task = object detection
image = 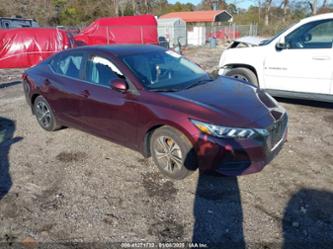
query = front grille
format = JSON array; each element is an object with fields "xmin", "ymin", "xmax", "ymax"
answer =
[{"xmin": 267, "ymin": 114, "xmax": 288, "ymax": 151}]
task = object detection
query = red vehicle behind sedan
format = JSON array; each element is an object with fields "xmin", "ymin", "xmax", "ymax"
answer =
[
  {"xmin": 22, "ymin": 45, "xmax": 287, "ymax": 179},
  {"xmin": 0, "ymin": 28, "xmax": 75, "ymax": 69}
]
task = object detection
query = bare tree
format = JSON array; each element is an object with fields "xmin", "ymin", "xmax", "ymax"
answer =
[
  {"xmin": 308, "ymin": 0, "xmax": 317, "ymax": 15},
  {"xmin": 132, "ymin": 0, "xmax": 137, "ymax": 14},
  {"xmin": 113, "ymin": 0, "xmax": 119, "ymax": 16},
  {"xmin": 321, "ymin": 0, "xmax": 328, "ymax": 8},
  {"xmin": 264, "ymin": 0, "xmax": 273, "ymax": 26},
  {"xmin": 280, "ymin": 0, "xmax": 289, "ymax": 23}
]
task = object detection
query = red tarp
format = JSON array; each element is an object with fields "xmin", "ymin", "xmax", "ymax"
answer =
[
  {"xmin": 0, "ymin": 28, "xmax": 73, "ymax": 69},
  {"xmin": 75, "ymin": 15, "xmax": 158, "ymax": 46}
]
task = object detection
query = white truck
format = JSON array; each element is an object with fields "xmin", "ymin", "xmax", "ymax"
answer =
[{"xmin": 218, "ymin": 13, "xmax": 333, "ymax": 102}]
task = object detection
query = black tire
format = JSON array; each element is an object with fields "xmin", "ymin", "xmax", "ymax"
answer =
[
  {"xmin": 225, "ymin": 67, "xmax": 258, "ymax": 86},
  {"xmin": 150, "ymin": 126, "xmax": 197, "ymax": 180},
  {"xmin": 22, "ymin": 79, "xmax": 30, "ymax": 103},
  {"xmin": 33, "ymin": 96, "xmax": 60, "ymax": 131}
]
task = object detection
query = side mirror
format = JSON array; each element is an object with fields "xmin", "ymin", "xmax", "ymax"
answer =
[
  {"xmin": 276, "ymin": 37, "xmax": 286, "ymax": 51},
  {"xmin": 110, "ymin": 79, "xmax": 128, "ymax": 93}
]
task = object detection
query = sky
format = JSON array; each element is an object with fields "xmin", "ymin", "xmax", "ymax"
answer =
[{"xmin": 168, "ymin": 0, "xmax": 254, "ymax": 9}]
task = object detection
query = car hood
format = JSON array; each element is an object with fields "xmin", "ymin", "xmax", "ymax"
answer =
[
  {"xmin": 164, "ymin": 77, "xmax": 276, "ymax": 128},
  {"xmin": 228, "ymin": 36, "xmax": 267, "ymax": 48}
]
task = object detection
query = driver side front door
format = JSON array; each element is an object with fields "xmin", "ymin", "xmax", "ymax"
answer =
[
  {"xmin": 264, "ymin": 19, "xmax": 333, "ymax": 95},
  {"xmin": 78, "ymin": 53, "xmax": 139, "ymax": 148}
]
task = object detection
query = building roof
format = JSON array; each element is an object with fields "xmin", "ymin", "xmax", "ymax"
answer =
[{"xmin": 160, "ymin": 10, "xmax": 232, "ymax": 23}]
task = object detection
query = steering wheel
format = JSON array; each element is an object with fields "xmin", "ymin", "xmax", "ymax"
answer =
[
  {"xmin": 159, "ymin": 69, "xmax": 173, "ymax": 80},
  {"xmin": 151, "ymin": 67, "xmax": 173, "ymax": 84}
]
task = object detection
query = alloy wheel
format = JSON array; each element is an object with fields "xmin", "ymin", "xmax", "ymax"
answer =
[
  {"xmin": 154, "ymin": 136, "xmax": 183, "ymax": 173},
  {"xmin": 35, "ymin": 101, "xmax": 51, "ymax": 129}
]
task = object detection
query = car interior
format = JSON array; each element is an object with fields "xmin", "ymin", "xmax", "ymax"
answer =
[
  {"xmin": 87, "ymin": 62, "xmax": 118, "ymax": 86},
  {"xmin": 285, "ymin": 20, "xmax": 333, "ymax": 49}
]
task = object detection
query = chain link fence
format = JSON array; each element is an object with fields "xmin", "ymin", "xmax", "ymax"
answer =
[
  {"xmin": 206, "ymin": 23, "xmax": 258, "ymax": 42},
  {"xmin": 56, "ymin": 22, "xmax": 258, "ymax": 48},
  {"xmin": 158, "ymin": 23, "xmax": 258, "ymax": 48}
]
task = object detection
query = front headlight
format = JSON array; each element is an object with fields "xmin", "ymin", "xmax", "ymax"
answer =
[{"xmin": 191, "ymin": 119, "xmax": 269, "ymax": 139}]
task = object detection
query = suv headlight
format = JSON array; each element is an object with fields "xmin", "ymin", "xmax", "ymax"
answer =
[{"xmin": 191, "ymin": 119, "xmax": 269, "ymax": 139}]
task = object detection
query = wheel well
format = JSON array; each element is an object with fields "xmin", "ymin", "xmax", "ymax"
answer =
[
  {"xmin": 31, "ymin": 94, "xmax": 40, "ymax": 105},
  {"xmin": 143, "ymin": 125, "xmax": 164, "ymax": 157},
  {"xmin": 30, "ymin": 94, "xmax": 40, "ymax": 113},
  {"xmin": 226, "ymin": 64, "xmax": 259, "ymax": 83}
]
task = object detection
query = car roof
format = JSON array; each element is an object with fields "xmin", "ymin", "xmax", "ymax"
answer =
[
  {"xmin": 300, "ymin": 13, "xmax": 333, "ymax": 24},
  {"xmin": 67, "ymin": 44, "xmax": 166, "ymax": 57}
]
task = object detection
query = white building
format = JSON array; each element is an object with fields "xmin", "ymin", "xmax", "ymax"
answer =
[
  {"xmin": 160, "ymin": 10, "xmax": 233, "ymax": 46},
  {"xmin": 157, "ymin": 18, "xmax": 187, "ymax": 48}
]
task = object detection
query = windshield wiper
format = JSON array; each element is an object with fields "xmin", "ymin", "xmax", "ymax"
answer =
[
  {"xmin": 148, "ymin": 88, "xmax": 180, "ymax": 92},
  {"xmin": 184, "ymin": 78, "xmax": 213, "ymax": 90}
]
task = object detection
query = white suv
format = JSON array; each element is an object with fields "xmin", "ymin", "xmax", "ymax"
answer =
[{"xmin": 218, "ymin": 13, "xmax": 333, "ymax": 102}]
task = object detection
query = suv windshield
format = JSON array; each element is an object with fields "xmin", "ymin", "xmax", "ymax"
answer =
[
  {"xmin": 122, "ymin": 50, "xmax": 209, "ymax": 91},
  {"xmin": 259, "ymin": 23, "xmax": 296, "ymax": 46}
]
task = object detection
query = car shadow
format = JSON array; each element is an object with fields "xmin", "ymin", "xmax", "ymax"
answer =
[
  {"xmin": 0, "ymin": 117, "xmax": 22, "ymax": 200},
  {"xmin": 283, "ymin": 188, "xmax": 333, "ymax": 249},
  {"xmin": 192, "ymin": 173, "xmax": 245, "ymax": 249},
  {"xmin": 189, "ymin": 135, "xmax": 246, "ymax": 249},
  {"xmin": 275, "ymin": 97, "xmax": 333, "ymax": 109}
]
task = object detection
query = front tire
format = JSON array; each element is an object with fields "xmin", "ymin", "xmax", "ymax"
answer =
[
  {"xmin": 150, "ymin": 126, "xmax": 197, "ymax": 180},
  {"xmin": 225, "ymin": 67, "xmax": 258, "ymax": 86},
  {"xmin": 33, "ymin": 96, "xmax": 60, "ymax": 131}
]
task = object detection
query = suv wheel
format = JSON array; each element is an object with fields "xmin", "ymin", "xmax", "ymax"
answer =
[{"xmin": 225, "ymin": 67, "xmax": 258, "ymax": 86}]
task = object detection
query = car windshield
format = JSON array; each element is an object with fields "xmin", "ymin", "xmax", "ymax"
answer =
[{"xmin": 122, "ymin": 50, "xmax": 209, "ymax": 91}]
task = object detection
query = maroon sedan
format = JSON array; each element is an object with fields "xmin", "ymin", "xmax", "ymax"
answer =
[{"xmin": 22, "ymin": 45, "xmax": 287, "ymax": 179}]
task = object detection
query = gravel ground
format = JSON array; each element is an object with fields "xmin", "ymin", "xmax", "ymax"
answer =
[{"xmin": 0, "ymin": 47, "xmax": 332, "ymax": 249}]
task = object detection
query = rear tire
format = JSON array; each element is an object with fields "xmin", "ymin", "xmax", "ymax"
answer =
[
  {"xmin": 33, "ymin": 96, "xmax": 60, "ymax": 131},
  {"xmin": 225, "ymin": 67, "xmax": 258, "ymax": 87},
  {"xmin": 150, "ymin": 126, "xmax": 197, "ymax": 180}
]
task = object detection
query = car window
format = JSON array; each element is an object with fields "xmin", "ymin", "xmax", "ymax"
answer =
[
  {"xmin": 85, "ymin": 55, "xmax": 124, "ymax": 87},
  {"xmin": 285, "ymin": 19, "xmax": 333, "ymax": 49},
  {"xmin": 50, "ymin": 53, "xmax": 83, "ymax": 79}
]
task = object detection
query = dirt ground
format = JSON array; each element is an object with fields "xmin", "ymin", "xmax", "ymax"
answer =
[{"xmin": 0, "ymin": 47, "xmax": 332, "ymax": 249}]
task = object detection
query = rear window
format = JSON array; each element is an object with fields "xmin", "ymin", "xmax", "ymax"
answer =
[{"xmin": 50, "ymin": 53, "xmax": 83, "ymax": 79}]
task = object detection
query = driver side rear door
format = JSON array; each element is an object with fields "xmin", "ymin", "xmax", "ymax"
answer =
[{"xmin": 264, "ymin": 19, "xmax": 333, "ymax": 95}]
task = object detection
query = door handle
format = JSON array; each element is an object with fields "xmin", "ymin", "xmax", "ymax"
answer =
[
  {"xmin": 312, "ymin": 56, "xmax": 331, "ymax": 60},
  {"xmin": 81, "ymin": 89, "xmax": 90, "ymax": 98}
]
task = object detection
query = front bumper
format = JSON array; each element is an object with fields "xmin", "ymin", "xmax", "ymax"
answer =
[{"xmin": 194, "ymin": 115, "xmax": 288, "ymax": 176}]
